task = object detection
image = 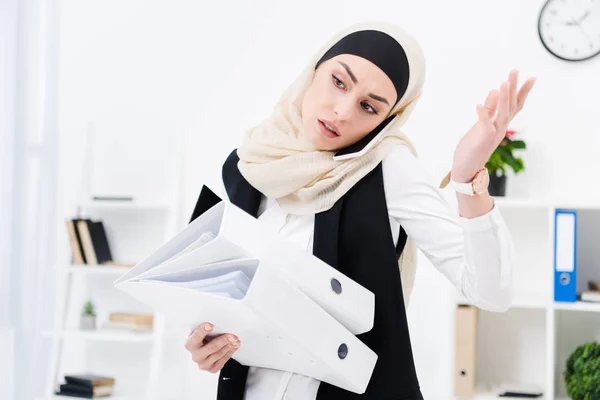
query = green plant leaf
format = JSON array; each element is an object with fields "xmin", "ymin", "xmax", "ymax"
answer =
[
  {"xmin": 564, "ymin": 341, "xmax": 600, "ymax": 399},
  {"xmin": 496, "ymin": 146, "xmax": 520, "ymax": 172},
  {"xmin": 510, "ymin": 140, "xmax": 526, "ymax": 149},
  {"xmin": 514, "ymin": 157, "xmax": 525, "ymax": 173},
  {"xmin": 83, "ymin": 301, "xmax": 95, "ymax": 317}
]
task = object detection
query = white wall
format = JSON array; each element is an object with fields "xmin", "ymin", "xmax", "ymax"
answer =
[{"xmin": 57, "ymin": 0, "xmax": 600, "ymax": 398}]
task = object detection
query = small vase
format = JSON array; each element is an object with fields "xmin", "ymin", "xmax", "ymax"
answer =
[
  {"xmin": 489, "ymin": 174, "xmax": 507, "ymax": 197},
  {"xmin": 80, "ymin": 315, "xmax": 96, "ymax": 330}
]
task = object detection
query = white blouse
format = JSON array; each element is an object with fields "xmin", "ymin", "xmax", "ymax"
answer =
[{"xmin": 240, "ymin": 144, "xmax": 515, "ymax": 400}]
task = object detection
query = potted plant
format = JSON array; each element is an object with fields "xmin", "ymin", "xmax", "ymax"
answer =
[
  {"xmin": 80, "ymin": 300, "xmax": 96, "ymax": 330},
  {"xmin": 564, "ymin": 341, "xmax": 600, "ymax": 400},
  {"xmin": 485, "ymin": 129, "xmax": 526, "ymax": 196}
]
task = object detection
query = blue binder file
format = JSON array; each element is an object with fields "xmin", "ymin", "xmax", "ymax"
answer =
[{"xmin": 554, "ymin": 209, "xmax": 577, "ymax": 302}]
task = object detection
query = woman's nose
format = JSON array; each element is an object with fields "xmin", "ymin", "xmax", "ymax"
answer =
[{"xmin": 333, "ymin": 97, "xmax": 355, "ymax": 121}]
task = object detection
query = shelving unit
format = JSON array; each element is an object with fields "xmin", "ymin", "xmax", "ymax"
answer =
[
  {"xmin": 43, "ymin": 197, "xmax": 182, "ymax": 400},
  {"xmin": 454, "ymin": 197, "xmax": 600, "ymax": 400}
]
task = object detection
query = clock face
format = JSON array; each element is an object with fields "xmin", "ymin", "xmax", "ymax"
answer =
[{"xmin": 538, "ymin": 0, "xmax": 600, "ymax": 61}]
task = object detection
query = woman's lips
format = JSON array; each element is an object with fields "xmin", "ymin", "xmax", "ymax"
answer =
[{"xmin": 318, "ymin": 119, "xmax": 339, "ymax": 138}]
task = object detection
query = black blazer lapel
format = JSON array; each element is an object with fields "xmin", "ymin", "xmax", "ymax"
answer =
[
  {"xmin": 189, "ymin": 185, "xmax": 222, "ymax": 223},
  {"xmin": 312, "ymin": 198, "xmax": 343, "ymax": 271},
  {"xmin": 222, "ymin": 149, "xmax": 262, "ymax": 217}
]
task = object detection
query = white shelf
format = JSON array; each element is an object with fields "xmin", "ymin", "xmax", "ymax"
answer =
[
  {"xmin": 43, "ymin": 329, "xmax": 154, "ymax": 343},
  {"xmin": 82, "ymin": 200, "xmax": 170, "ymax": 210},
  {"xmin": 492, "ymin": 196, "xmax": 600, "ymax": 211},
  {"xmin": 493, "ymin": 197, "xmax": 551, "ymax": 209},
  {"xmin": 459, "ymin": 383, "xmax": 546, "ymax": 399},
  {"xmin": 69, "ymin": 265, "xmax": 133, "ymax": 275},
  {"xmin": 553, "ymin": 301, "xmax": 600, "ymax": 313},
  {"xmin": 38, "ymin": 394, "xmax": 135, "ymax": 400},
  {"xmin": 457, "ymin": 292, "xmax": 548, "ymax": 310}
]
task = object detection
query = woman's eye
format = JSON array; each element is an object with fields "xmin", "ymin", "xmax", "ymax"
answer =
[
  {"xmin": 361, "ymin": 102, "xmax": 377, "ymax": 114},
  {"xmin": 332, "ymin": 75, "xmax": 345, "ymax": 89}
]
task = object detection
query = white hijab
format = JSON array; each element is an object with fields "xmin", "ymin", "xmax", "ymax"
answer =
[{"xmin": 237, "ymin": 21, "xmax": 426, "ymax": 304}]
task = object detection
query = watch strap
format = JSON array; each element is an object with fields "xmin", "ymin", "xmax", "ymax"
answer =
[{"xmin": 451, "ymin": 178, "xmax": 475, "ymax": 195}]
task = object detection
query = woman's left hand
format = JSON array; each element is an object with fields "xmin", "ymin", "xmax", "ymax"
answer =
[{"xmin": 451, "ymin": 70, "xmax": 536, "ymax": 183}]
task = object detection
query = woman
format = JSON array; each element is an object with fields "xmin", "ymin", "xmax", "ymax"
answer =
[{"xmin": 184, "ymin": 21, "xmax": 535, "ymax": 400}]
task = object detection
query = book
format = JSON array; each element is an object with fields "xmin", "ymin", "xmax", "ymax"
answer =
[
  {"xmin": 580, "ymin": 290, "xmax": 600, "ymax": 302},
  {"xmin": 65, "ymin": 219, "xmax": 86, "ymax": 264},
  {"xmin": 56, "ymin": 382, "xmax": 113, "ymax": 398},
  {"xmin": 63, "ymin": 374, "xmax": 115, "ymax": 388},
  {"xmin": 114, "ymin": 190, "xmax": 378, "ymax": 394},
  {"xmin": 66, "ymin": 218, "xmax": 114, "ymax": 266},
  {"xmin": 76, "ymin": 220, "xmax": 113, "ymax": 265},
  {"xmin": 102, "ymin": 312, "xmax": 154, "ymax": 331}
]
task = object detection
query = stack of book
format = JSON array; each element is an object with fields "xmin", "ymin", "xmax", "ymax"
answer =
[
  {"xmin": 65, "ymin": 218, "xmax": 113, "ymax": 265},
  {"xmin": 580, "ymin": 280, "xmax": 600, "ymax": 303},
  {"xmin": 55, "ymin": 374, "xmax": 115, "ymax": 398},
  {"xmin": 102, "ymin": 312, "xmax": 154, "ymax": 331}
]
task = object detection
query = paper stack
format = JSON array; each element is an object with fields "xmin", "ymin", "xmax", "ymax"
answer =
[{"xmin": 114, "ymin": 188, "xmax": 377, "ymax": 394}]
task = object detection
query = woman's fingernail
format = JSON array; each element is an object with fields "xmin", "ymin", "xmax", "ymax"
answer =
[
  {"xmin": 204, "ymin": 323, "xmax": 213, "ymax": 331},
  {"xmin": 228, "ymin": 335, "xmax": 236, "ymax": 342},
  {"xmin": 232, "ymin": 341, "xmax": 240, "ymax": 348}
]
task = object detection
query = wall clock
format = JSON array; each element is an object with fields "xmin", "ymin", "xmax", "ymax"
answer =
[{"xmin": 538, "ymin": 0, "xmax": 600, "ymax": 61}]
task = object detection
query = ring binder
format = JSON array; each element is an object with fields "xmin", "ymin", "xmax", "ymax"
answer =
[
  {"xmin": 553, "ymin": 209, "xmax": 577, "ymax": 302},
  {"xmin": 114, "ymin": 193, "xmax": 378, "ymax": 394}
]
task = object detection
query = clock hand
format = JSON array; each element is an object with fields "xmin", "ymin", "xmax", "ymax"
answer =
[
  {"xmin": 577, "ymin": 9, "xmax": 591, "ymax": 23},
  {"xmin": 564, "ymin": 19, "xmax": 577, "ymax": 26},
  {"xmin": 576, "ymin": 24, "xmax": 594, "ymax": 46}
]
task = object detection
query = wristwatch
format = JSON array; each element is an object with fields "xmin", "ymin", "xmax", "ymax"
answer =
[{"xmin": 450, "ymin": 167, "xmax": 490, "ymax": 196}]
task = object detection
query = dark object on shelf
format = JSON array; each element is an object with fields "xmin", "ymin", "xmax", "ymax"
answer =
[
  {"xmin": 489, "ymin": 174, "xmax": 506, "ymax": 197},
  {"xmin": 92, "ymin": 195, "xmax": 134, "ymax": 202},
  {"xmin": 564, "ymin": 341, "xmax": 600, "ymax": 400},
  {"xmin": 589, "ymin": 281, "xmax": 600, "ymax": 291},
  {"xmin": 65, "ymin": 374, "xmax": 114, "ymax": 388},
  {"xmin": 55, "ymin": 374, "xmax": 114, "ymax": 398},
  {"xmin": 499, "ymin": 391, "xmax": 543, "ymax": 398},
  {"xmin": 66, "ymin": 218, "xmax": 113, "ymax": 265}
]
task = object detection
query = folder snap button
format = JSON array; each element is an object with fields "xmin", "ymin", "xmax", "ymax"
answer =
[
  {"xmin": 560, "ymin": 273, "xmax": 570, "ymax": 285},
  {"xmin": 330, "ymin": 278, "xmax": 342, "ymax": 294},
  {"xmin": 338, "ymin": 343, "xmax": 348, "ymax": 359}
]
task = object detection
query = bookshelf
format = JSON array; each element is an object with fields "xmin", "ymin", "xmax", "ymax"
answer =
[
  {"xmin": 44, "ymin": 196, "xmax": 182, "ymax": 400},
  {"xmin": 453, "ymin": 197, "xmax": 600, "ymax": 400}
]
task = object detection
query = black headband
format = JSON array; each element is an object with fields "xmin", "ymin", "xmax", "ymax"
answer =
[{"xmin": 315, "ymin": 30, "xmax": 410, "ymax": 107}]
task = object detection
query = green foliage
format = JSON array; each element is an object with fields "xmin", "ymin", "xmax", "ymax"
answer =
[
  {"xmin": 485, "ymin": 137, "xmax": 526, "ymax": 177},
  {"xmin": 564, "ymin": 341, "xmax": 600, "ymax": 400},
  {"xmin": 82, "ymin": 300, "xmax": 95, "ymax": 317}
]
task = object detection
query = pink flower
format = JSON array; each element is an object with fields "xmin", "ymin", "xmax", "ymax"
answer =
[{"xmin": 505, "ymin": 129, "xmax": 516, "ymax": 138}]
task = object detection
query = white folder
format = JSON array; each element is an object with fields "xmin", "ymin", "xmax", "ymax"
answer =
[{"xmin": 114, "ymin": 199, "xmax": 378, "ymax": 394}]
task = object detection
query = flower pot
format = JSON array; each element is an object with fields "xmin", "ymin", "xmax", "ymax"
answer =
[
  {"xmin": 80, "ymin": 315, "xmax": 96, "ymax": 330},
  {"xmin": 489, "ymin": 174, "xmax": 506, "ymax": 197}
]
